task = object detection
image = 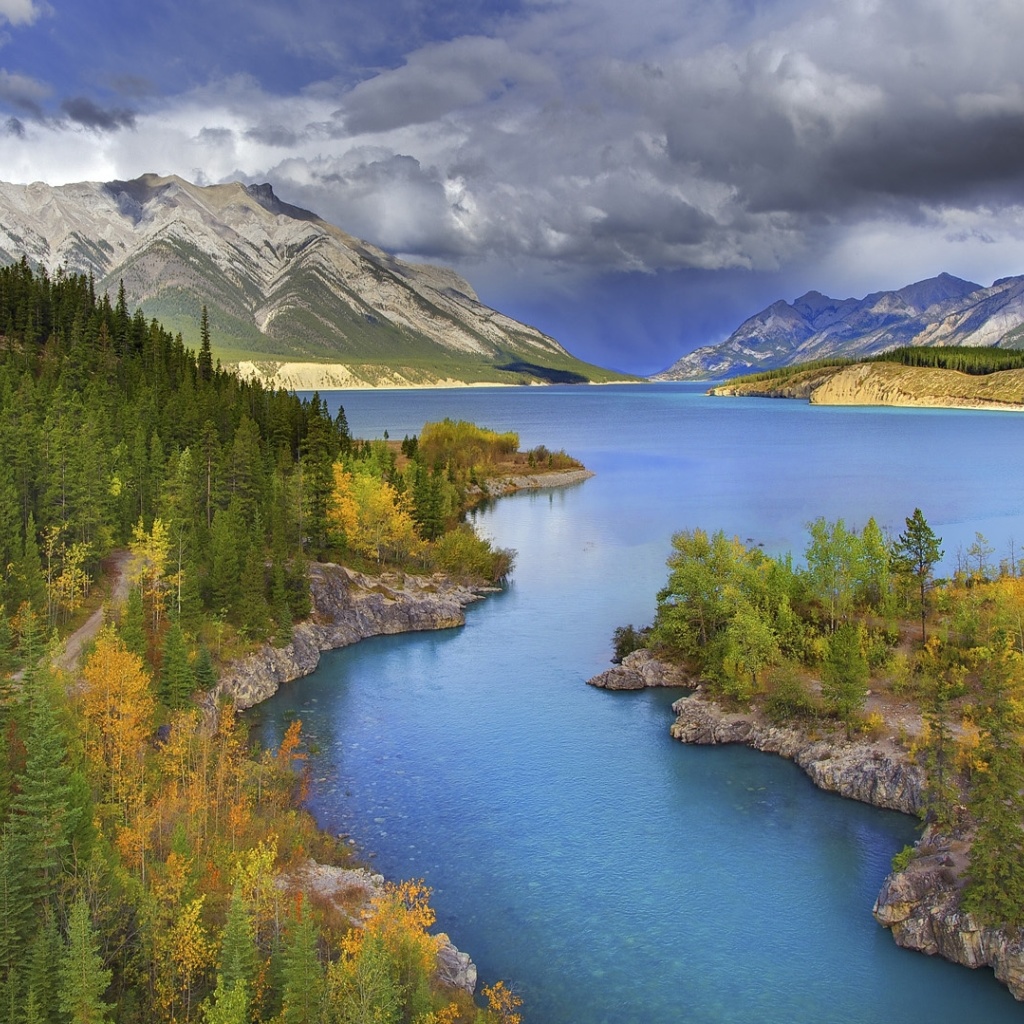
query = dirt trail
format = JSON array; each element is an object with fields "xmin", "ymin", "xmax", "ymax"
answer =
[{"xmin": 53, "ymin": 550, "xmax": 132, "ymax": 675}]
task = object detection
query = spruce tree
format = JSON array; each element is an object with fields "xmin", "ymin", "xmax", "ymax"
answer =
[
  {"xmin": 278, "ymin": 907, "xmax": 323, "ymax": 1024},
  {"xmin": 118, "ymin": 588, "xmax": 148, "ymax": 663},
  {"xmin": 57, "ymin": 895, "xmax": 112, "ymax": 1024},
  {"xmin": 218, "ymin": 885, "xmax": 257, "ymax": 996},
  {"xmin": 892, "ymin": 508, "xmax": 943, "ymax": 642},
  {"xmin": 238, "ymin": 545, "xmax": 270, "ymax": 641},
  {"xmin": 821, "ymin": 622, "xmax": 868, "ymax": 733},
  {"xmin": 160, "ymin": 621, "xmax": 195, "ymax": 709},
  {"xmin": 198, "ymin": 306, "xmax": 213, "ymax": 383}
]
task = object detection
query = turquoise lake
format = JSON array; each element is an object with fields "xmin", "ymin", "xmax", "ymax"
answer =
[{"xmin": 253, "ymin": 384, "xmax": 1024, "ymax": 1022}]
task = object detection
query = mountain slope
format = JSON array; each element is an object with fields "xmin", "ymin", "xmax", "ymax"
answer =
[
  {"xmin": 654, "ymin": 272, "xmax": 1024, "ymax": 381},
  {"xmin": 0, "ymin": 173, "xmax": 621, "ymax": 385}
]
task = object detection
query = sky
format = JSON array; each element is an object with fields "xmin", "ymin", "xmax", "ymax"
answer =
[{"xmin": 2, "ymin": 0, "xmax": 1024, "ymax": 374}]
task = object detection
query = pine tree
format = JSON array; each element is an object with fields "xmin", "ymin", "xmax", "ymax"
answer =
[
  {"xmin": 218, "ymin": 885, "xmax": 258, "ymax": 997},
  {"xmin": 0, "ymin": 826, "xmax": 28, "ymax": 986},
  {"xmin": 10, "ymin": 662, "xmax": 83, "ymax": 913},
  {"xmin": 963, "ymin": 648, "xmax": 1024, "ymax": 926},
  {"xmin": 160, "ymin": 621, "xmax": 195, "ymax": 710},
  {"xmin": 892, "ymin": 508, "xmax": 944, "ymax": 642},
  {"xmin": 24, "ymin": 910, "xmax": 60, "ymax": 1024},
  {"xmin": 198, "ymin": 306, "xmax": 213, "ymax": 383},
  {"xmin": 118, "ymin": 588, "xmax": 148, "ymax": 663},
  {"xmin": 57, "ymin": 895, "xmax": 112, "ymax": 1024},
  {"xmin": 278, "ymin": 904, "xmax": 323, "ymax": 1024},
  {"xmin": 193, "ymin": 644, "xmax": 218, "ymax": 693},
  {"xmin": 238, "ymin": 544, "xmax": 270, "ymax": 641}
]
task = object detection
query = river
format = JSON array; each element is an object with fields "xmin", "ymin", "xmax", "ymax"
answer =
[{"xmin": 253, "ymin": 384, "xmax": 1024, "ymax": 1023}]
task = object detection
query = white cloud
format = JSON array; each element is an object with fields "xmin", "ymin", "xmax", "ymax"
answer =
[
  {"xmin": 0, "ymin": 0, "xmax": 44, "ymax": 27},
  {"xmin": 6, "ymin": 0, "xmax": 1024, "ymax": 301}
]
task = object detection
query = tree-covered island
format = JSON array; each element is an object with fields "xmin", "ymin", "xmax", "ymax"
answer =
[
  {"xmin": 0, "ymin": 258, "xmax": 559, "ymax": 1023},
  {"xmin": 606, "ymin": 509, "xmax": 1024, "ymax": 981}
]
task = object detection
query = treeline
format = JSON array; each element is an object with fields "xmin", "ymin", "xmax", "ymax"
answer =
[
  {"xmin": 0, "ymin": 261, "xmax": 518, "ymax": 683},
  {"xmin": 722, "ymin": 344, "xmax": 1024, "ymax": 387},
  {"xmin": 867, "ymin": 345, "xmax": 1024, "ymax": 375},
  {"xmin": 0, "ymin": 259, "xmax": 530, "ymax": 1022},
  {"xmin": 628, "ymin": 512, "xmax": 1024, "ymax": 929}
]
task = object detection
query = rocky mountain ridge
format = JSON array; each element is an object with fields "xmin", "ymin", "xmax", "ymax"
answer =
[
  {"xmin": 656, "ymin": 271, "xmax": 1024, "ymax": 380},
  {"xmin": 0, "ymin": 173, "xmax": 614, "ymax": 385}
]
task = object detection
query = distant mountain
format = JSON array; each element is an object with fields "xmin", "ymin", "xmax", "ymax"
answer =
[
  {"xmin": 654, "ymin": 272, "xmax": 1024, "ymax": 381},
  {"xmin": 0, "ymin": 173, "xmax": 621, "ymax": 386}
]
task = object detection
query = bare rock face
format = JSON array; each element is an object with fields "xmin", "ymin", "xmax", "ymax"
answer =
[
  {"xmin": 282, "ymin": 860, "xmax": 477, "ymax": 994},
  {"xmin": 435, "ymin": 937, "xmax": 478, "ymax": 993},
  {"xmin": 587, "ymin": 649, "xmax": 695, "ymax": 690},
  {"xmin": 668, "ymin": 691, "xmax": 925, "ymax": 815},
  {"xmin": 218, "ymin": 563, "xmax": 486, "ymax": 709},
  {"xmin": 873, "ymin": 831, "xmax": 1024, "ymax": 999}
]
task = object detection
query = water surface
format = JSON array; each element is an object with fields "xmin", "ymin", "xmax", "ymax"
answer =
[{"xmin": 255, "ymin": 385, "xmax": 1024, "ymax": 1022}]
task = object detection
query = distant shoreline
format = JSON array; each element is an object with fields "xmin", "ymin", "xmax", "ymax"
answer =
[
  {"xmin": 707, "ymin": 362, "xmax": 1024, "ymax": 411},
  {"xmin": 229, "ymin": 359, "xmax": 640, "ymax": 392}
]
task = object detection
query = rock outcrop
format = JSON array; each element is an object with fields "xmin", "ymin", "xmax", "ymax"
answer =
[
  {"xmin": 281, "ymin": 859, "xmax": 478, "ymax": 994},
  {"xmin": 873, "ymin": 829, "xmax": 1024, "ymax": 999},
  {"xmin": 217, "ymin": 563, "xmax": 487, "ymax": 709},
  {"xmin": 668, "ymin": 690, "xmax": 925, "ymax": 815},
  {"xmin": 587, "ymin": 649, "xmax": 694, "ymax": 690}
]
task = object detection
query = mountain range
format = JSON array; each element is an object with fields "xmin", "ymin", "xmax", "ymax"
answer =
[
  {"xmin": 655, "ymin": 272, "xmax": 1024, "ymax": 380},
  {"xmin": 0, "ymin": 173, "xmax": 620, "ymax": 387}
]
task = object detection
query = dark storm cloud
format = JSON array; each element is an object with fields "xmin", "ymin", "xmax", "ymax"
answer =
[
  {"xmin": 244, "ymin": 123, "xmax": 301, "ymax": 148},
  {"xmin": 61, "ymin": 95, "xmax": 136, "ymax": 130},
  {"xmin": 0, "ymin": 67, "xmax": 48, "ymax": 117},
  {"xmin": 11, "ymin": 0, "xmax": 1024, "ymax": 370},
  {"xmin": 339, "ymin": 36, "xmax": 554, "ymax": 134},
  {"xmin": 4, "ymin": 115, "xmax": 23, "ymax": 136}
]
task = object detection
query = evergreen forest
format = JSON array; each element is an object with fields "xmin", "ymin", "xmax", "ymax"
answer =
[{"xmin": 0, "ymin": 258, "xmax": 527, "ymax": 1024}]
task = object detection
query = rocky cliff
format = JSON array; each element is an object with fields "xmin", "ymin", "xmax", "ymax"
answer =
[
  {"xmin": 666, "ymin": 688, "xmax": 925, "ymax": 815},
  {"xmin": 873, "ymin": 828, "xmax": 1024, "ymax": 1000},
  {"xmin": 217, "ymin": 562, "xmax": 487, "ymax": 709},
  {"xmin": 586, "ymin": 648, "xmax": 695, "ymax": 690}
]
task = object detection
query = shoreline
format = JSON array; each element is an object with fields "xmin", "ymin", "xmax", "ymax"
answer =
[
  {"xmin": 588, "ymin": 649, "xmax": 1024, "ymax": 1001},
  {"xmin": 707, "ymin": 362, "xmax": 1024, "ymax": 412},
  {"xmin": 229, "ymin": 359, "xmax": 639, "ymax": 392}
]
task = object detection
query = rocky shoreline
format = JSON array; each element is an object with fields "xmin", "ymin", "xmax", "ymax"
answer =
[
  {"xmin": 217, "ymin": 562, "xmax": 490, "ymax": 709},
  {"xmin": 215, "ymin": 562, "xmax": 489, "ymax": 992},
  {"xmin": 588, "ymin": 651, "xmax": 1024, "ymax": 1001}
]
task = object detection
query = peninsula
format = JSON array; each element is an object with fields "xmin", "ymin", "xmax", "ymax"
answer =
[
  {"xmin": 709, "ymin": 360, "xmax": 1024, "ymax": 410},
  {"xmin": 590, "ymin": 515, "xmax": 1024, "ymax": 1001}
]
